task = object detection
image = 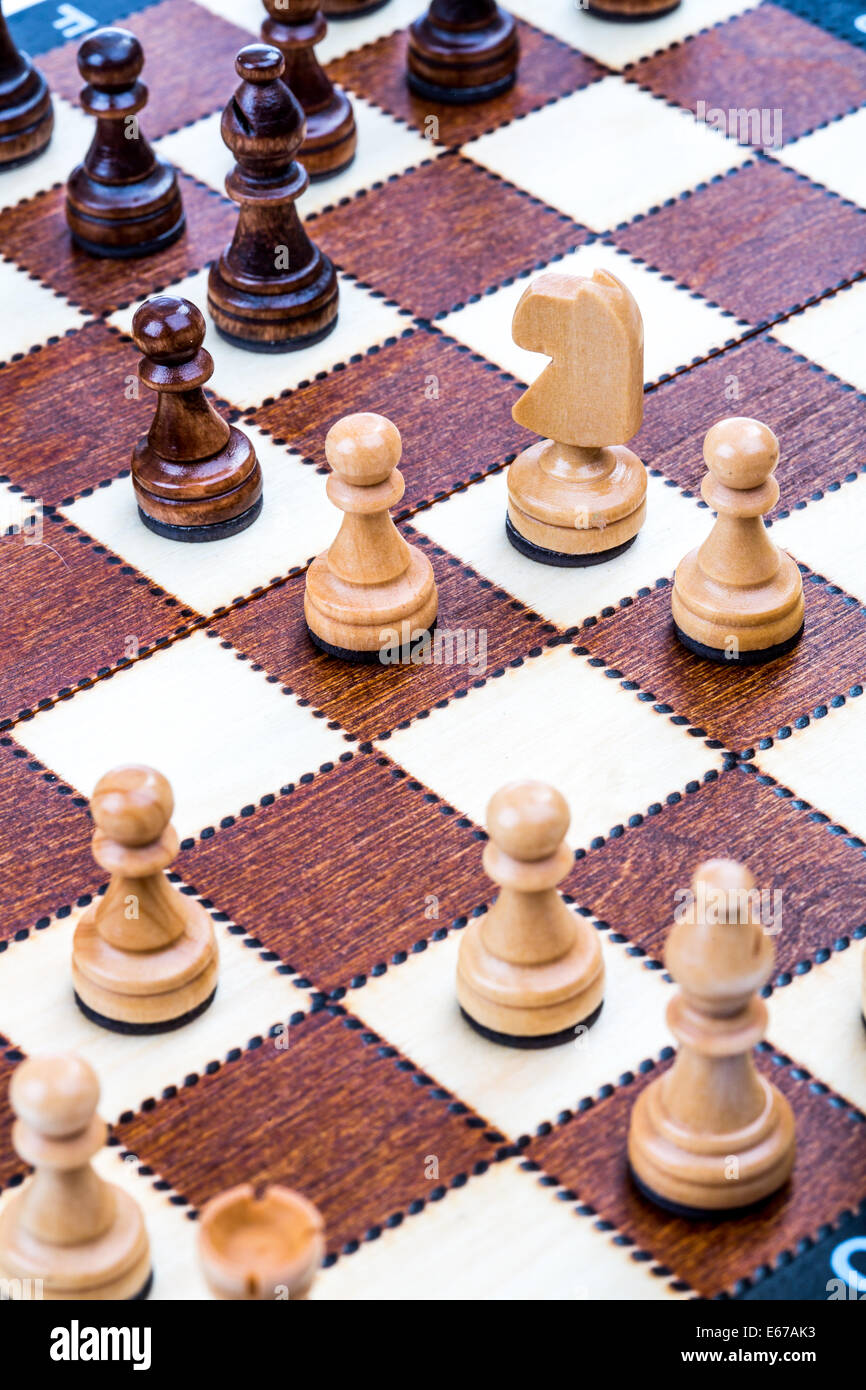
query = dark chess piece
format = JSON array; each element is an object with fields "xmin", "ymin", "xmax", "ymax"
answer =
[
  {"xmin": 207, "ymin": 45, "xmax": 339, "ymax": 353},
  {"xmin": 261, "ymin": 0, "xmax": 356, "ymax": 179},
  {"xmin": 65, "ymin": 28, "xmax": 185, "ymax": 259},
  {"xmin": 0, "ymin": 0, "xmax": 53, "ymax": 169},
  {"xmin": 323, "ymin": 1, "xmax": 391, "ymax": 14},
  {"xmin": 131, "ymin": 296, "xmax": 263, "ymax": 541},
  {"xmin": 407, "ymin": 1, "xmax": 519, "ymax": 105},
  {"xmin": 588, "ymin": 0, "xmax": 681, "ymax": 19}
]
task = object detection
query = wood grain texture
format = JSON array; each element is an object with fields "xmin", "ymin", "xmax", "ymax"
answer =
[
  {"xmin": 0, "ymin": 177, "xmax": 235, "ymax": 317},
  {"xmin": 40, "ymin": 0, "xmax": 256, "ymax": 140},
  {"xmin": 633, "ymin": 334, "xmax": 866, "ymax": 518},
  {"xmin": 180, "ymin": 753, "xmax": 490, "ymax": 989},
  {"xmin": 577, "ymin": 575, "xmax": 866, "ymax": 751},
  {"xmin": 213, "ymin": 526, "xmax": 560, "ymax": 742},
  {"xmin": 531, "ymin": 1050, "xmax": 866, "ymax": 1297},
  {"xmin": 0, "ymin": 516, "xmax": 200, "ymax": 724},
  {"xmin": 613, "ymin": 161, "xmax": 866, "ymax": 325},
  {"xmin": 0, "ymin": 322, "xmax": 151, "ymax": 506},
  {"xmin": 312, "ymin": 154, "xmax": 588, "ymax": 320},
  {"xmin": 562, "ymin": 766, "xmax": 866, "ymax": 975},
  {"xmin": 0, "ymin": 737, "xmax": 96, "ymax": 943},
  {"xmin": 326, "ymin": 21, "xmax": 604, "ymax": 148},
  {"xmin": 116, "ymin": 1006, "xmax": 502, "ymax": 1253},
  {"xmin": 250, "ymin": 328, "xmax": 533, "ymax": 513},
  {"xmin": 629, "ymin": 3, "xmax": 866, "ymax": 146}
]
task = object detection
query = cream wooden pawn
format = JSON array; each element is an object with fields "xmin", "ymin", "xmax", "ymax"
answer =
[
  {"xmin": 506, "ymin": 269, "xmax": 647, "ymax": 565},
  {"xmin": 457, "ymin": 781, "xmax": 605, "ymax": 1047},
  {"xmin": 304, "ymin": 412, "xmax": 438, "ymax": 662},
  {"xmin": 72, "ymin": 766, "xmax": 218, "ymax": 1033},
  {"xmin": 672, "ymin": 417, "xmax": 805, "ymax": 663},
  {"xmin": 0, "ymin": 1055, "xmax": 151, "ymax": 1300},
  {"xmin": 628, "ymin": 859, "xmax": 796, "ymax": 1216},
  {"xmin": 198, "ymin": 1183, "xmax": 325, "ymax": 1299}
]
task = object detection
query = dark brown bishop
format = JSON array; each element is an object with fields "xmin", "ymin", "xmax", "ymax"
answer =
[
  {"xmin": 261, "ymin": 0, "xmax": 356, "ymax": 179},
  {"xmin": 131, "ymin": 296, "xmax": 263, "ymax": 541},
  {"xmin": 208, "ymin": 44, "xmax": 339, "ymax": 352},
  {"xmin": 66, "ymin": 27, "xmax": 185, "ymax": 258},
  {"xmin": 0, "ymin": 0, "xmax": 53, "ymax": 169},
  {"xmin": 407, "ymin": 1, "xmax": 519, "ymax": 105}
]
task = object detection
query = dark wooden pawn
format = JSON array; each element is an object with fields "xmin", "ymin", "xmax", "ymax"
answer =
[
  {"xmin": 207, "ymin": 45, "xmax": 339, "ymax": 353},
  {"xmin": 261, "ymin": 0, "xmax": 356, "ymax": 180},
  {"xmin": 407, "ymin": 1, "xmax": 519, "ymax": 105},
  {"xmin": 66, "ymin": 28, "xmax": 185, "ymax": 259},
  {"xmin": 0, "ymin": 0, "xmax": 53, "ymax": 169},
  {"xmin": 131, "ymin": 296, "xmax": 263, "ymax": 541},
  {"xmin": 323, "ymin": 0, "xmax": 391, "ymax": 15},
  {"xmin": 587, "ymin": 0, "xmax": 681, "ymax": 19}
]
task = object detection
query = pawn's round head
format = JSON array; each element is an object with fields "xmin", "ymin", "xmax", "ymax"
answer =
[
  {"xmin": 703, "ymin": 417, "xmax": 779, "ymax": 491},
  {"xmin": 91, "ymin": 765, "xmax": 174, "ymax": 847},
  {"xmin": 11, "ymin": 1055, "xmax": 99, "ymax": 1138},
  {"xmin": 235, "ymin": 43, "xmax": 285, "ymax": 84},
  {"xmin": 78, "ymin": 27, "xmax": 143, "ymax": 86},
  {"xmin": 325, "ymin": 413, "xmax": 402, "ymax": 486},
  {"xmin": 487, "ymin": 781, "xmax": 569, "ymax": 862},
  {"xmin": 692, "ymin": 858, "xmax": 756, "ymax": 924},
  {"xmin": 133, "ymin": 296, "xmax": 205, "ymax": 365}
]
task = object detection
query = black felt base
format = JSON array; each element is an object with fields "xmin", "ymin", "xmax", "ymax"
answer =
[
  {"xmin": 407, "ymin": 71, "xmax": 517, "ymax": 105},
  {"xmin": 138, "ymin": 495, "xmax": 262, "ymax": 543},
  {"xmin": 505, "ymin": 515, "xmax": 637, "ymax": 567},
  {"xmin": 629, "ymin": 1165, "xmax": 780, "ymax": 1220},
  {"xmin": 212, "ymin": 316, "xmax": 338, "ymax": 354},
  {"xmin": 70, "ymin": 213, "xmax": 186, "ymax": 261},
  {"xmin": 460, "ymin": 999, "xmax": 604, "ymax": 1050},
  {"xmin": 132, "ymin": 1270, "xmax": 154, "ymax": 1300},
  {"xmin": 587, "ymin": 1, "xmax": 682, "ymax": 20},
  {"xmin": 673, "ymin": 620, "xmax": 805, "ymax": 666},
  {"xmin": 74, "ymin": 988, "xmax": 217, "ymax": 1035},
  {"xmin": 307, "ymin": 620, "xmax": 438, "ymax": 665}
]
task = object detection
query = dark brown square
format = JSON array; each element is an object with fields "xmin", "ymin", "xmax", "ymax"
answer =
[
  {"xmin": 313, "ymin": 154, "xmax": 588, "ymax": 319},
  {"xmin": 634, "ymin": 335, "xmax": 866, "ymax": 517},
  {"xmin": 249, "ymin": 328, "xmax": 533, "ymax": 512},
  {"xmin": 629, "ymin": 4, "xmax": 866, "ymax": 145},
  {"xmin": 116, "ymin": 1007, "xmax": 502, "ymax": 1253},
  {"xmin": 0, "ymin": 322, "xmax": 152, "ymax": 507},
  {"xmin": 563, "ymin": 767, "xmax": 866, "ymax": 976},
  {"xmin": 531, "ymin": 1052, "xmax": 866, "ymax": 1297},
  {"xmin": 613, "ymin": 161, "xmax": 866, "ymax": 325},
  {"xmin": 327, "ymin": 21, "xmax": 605, "ymax": 149},
  {"xmin": 41, "ymin": 0, "xmax": 255, "ymax": 139},
  {"xmin": 0, "ymin": 177, "xmax": 235, "ymax": 318},
  {"xmin": 0, "ymin": 737, "xmax": 98, "ymax": 945},
  {"xmin": 0, "ymin": 515, "xmax": 200, "ymax": 725},
  {"xmin": 578, "ymin": 575, "xmax": 866, "ymax": 752},
  {"xmin": 212, "ymin": 528, "xmax": 560, "ymax": 742},
  {"xmin": 179, "ymin": 753, "xmax": 490, "ymax": 990}
]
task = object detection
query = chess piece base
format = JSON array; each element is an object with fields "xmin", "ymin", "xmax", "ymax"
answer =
[
  {"xmin": 407, "ymin": 8, "xmax": 519, "ymax": 105},
  {"xmin": 137, "ymin": 495, "xmax": 263, "ymax": 543},
  {"xmin": 207, "ymin": 255, "xmax": 339, "ymax": 353},
  {"xmin": 628, "ymin": 1073, "xmax": 796, "ymax": 1215},
  {"xmin": 304, "ymin": 545, "xmax": 438, "ymax": 660},
  {"xmin": 506, "ymin": 440, "xmax": 647, "ymax": 564},
  {"xmin": 673, "ymin": 619, "xmax": 804, "ymax": 666},
  {"xmin": 671, "ymin": 546, "xmax": 805, "ymax": 659},
  {"xmin": 66, "ymin": 160, "xmax": 185, "ymax": 259},
  {"xmin": 307, "ymin": 619, "xmax": 438, "ymax": 666},
  {"xmin": 132, "ymin": 425, "xmax": 263, "ymax": 539},
  {"xmin": 505, "ymin": 515, "xmax": 638, "ymax": 567},
  {"xmin": 0, "ymin": 1185, "xmax": 151, "ymax": 1300},
  {"xmin": 460, "ymin": 999, "xmax": 603, "ymax": 1050},
  {"xmin": 301, "ymin": 92, "xmax": 357, "ymax": 180},
  {"xmin": 0, "ymin": 61, "xmax": 53, "ymax": 169},
  {"xmin": 72, "ymin": 896, "xmax": 219, "ymax": 1033},
  {"xmin": 199, "ymin": 1184, "xmax": 325, "ymax": 1300},
  {"xmin": 587, "ymin": 0, "xmax": 682, "ymax": 19},
  {"xmin": 74, "ymin": 988, "xmax": 217, "ymax": 1035},
  {"xmin": 324, "ymin": 0, "xmax": 390, "ymax": 14}
]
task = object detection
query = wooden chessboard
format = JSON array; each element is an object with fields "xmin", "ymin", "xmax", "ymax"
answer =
[{"xmin": 0, "ymin": 0, "xmax": 864, "ymax": 1302}]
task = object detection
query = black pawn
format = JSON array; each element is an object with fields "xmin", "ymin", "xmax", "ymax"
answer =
[
  {"xmin": 0, "ymin": 0, "xmax": 53, "ymax": 169},
  {"xmin": 207, "ymin": 44, "xmax": 339, "ymax": 353},
  {"xmin": 66, "ymin": 28, "xmax": 185, "ymax": 259}
]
